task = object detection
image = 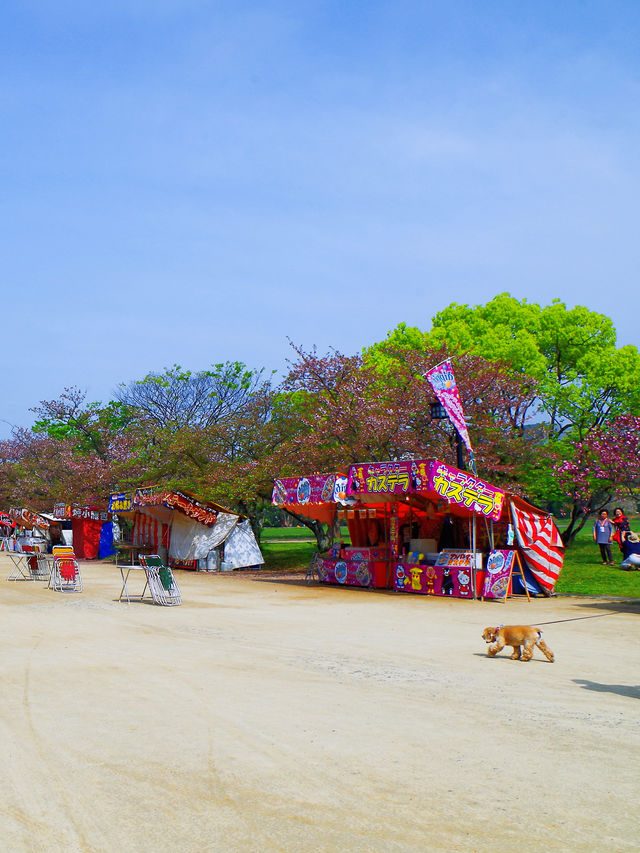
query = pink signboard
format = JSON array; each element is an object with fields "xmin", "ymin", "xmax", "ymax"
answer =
[
  {"xmin": 481, "ymin": 550, "xmax": 516, "ymax": 599},
  {"xmin": 428, "ymin": 462, "xmax": 505, "ymax": 521},
  {"xmin": 272, "ymin": 474, "xmax": 346, "ymax": 506},
  {"xmin": 394, "ymin": 561, "xmax": 474, "ymax": 598},
  {"xmin": 317, "ymin": 557, "xmax": 374, "ymax": 588},
  {"xmin": 347, "ymin": 460, "xmax": 430, "ymax": 496}
]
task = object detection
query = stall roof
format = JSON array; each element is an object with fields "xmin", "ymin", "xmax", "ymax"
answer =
[{"xmin": 109, "ymin": 486, "xmax": 243, "ymax": 525}]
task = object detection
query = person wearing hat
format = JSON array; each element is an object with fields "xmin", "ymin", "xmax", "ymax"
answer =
[{"xmin": 621, "ymin": 531, "xmax": 640, "ymax": 568}]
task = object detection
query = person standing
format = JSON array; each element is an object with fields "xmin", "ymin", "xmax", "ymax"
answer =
[
  {"xmin": 593, "ymin": 510, "xmax": 615, "ymax": 565},
  {"xmin": 611, "ymin": 507, "xmax": 631, "ymax": 551}
]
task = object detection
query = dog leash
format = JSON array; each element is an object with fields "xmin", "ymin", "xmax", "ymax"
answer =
[{"xmin": 532, "ymin": 612, "xmax": 626, "ymax": 627}]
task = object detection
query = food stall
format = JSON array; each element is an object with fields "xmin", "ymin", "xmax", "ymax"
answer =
[
  {"xmin": 108, "ymin": 487, "xmax": 264, "ymax": 571},
  {"xmin": 52, "ymin": 503, "xmax": 114, "ymax": 559},
  {"xmin": 8, "ymin": 507, "xmax": 56, "ymax": 552},
  {"xmin": 272, "ymin": 459, "xmax": 563, "ymax": 597}
]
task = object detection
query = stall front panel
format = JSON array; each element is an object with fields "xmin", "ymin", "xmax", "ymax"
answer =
[
  {"xmin": 317, "ymin": 546, "xmax": 388, "ymax": 589},
  {"xmin": 394, "ymin": 550, "xmax": 476, "ymax": 598}
]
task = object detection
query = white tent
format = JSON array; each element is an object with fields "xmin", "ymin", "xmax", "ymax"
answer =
[{"xmin": 113, "ymin": 488, "xmax": 264, "ymax": 571}]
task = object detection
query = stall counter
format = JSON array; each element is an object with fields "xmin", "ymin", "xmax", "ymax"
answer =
[{"xmin": 317, "ymin": 546, "xmax": 389, "ymax": 589}]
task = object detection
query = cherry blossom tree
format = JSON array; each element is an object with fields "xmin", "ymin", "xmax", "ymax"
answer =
[{"xmin": 553, "ymin": 415, "xmax": 640, "ymax": 544}]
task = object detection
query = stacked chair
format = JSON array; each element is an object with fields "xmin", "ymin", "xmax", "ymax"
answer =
[
  {"xmin": 50, "ymin": 546, "xmax": 83, "ymax": 593},
  {"xmin": 139, "ymin": 555, "xmax": 181, "ymax": 606}
]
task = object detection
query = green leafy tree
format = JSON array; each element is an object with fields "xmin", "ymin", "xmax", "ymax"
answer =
[{"xmin": 369, "ymin": 294, "xmax": 640, "ymax": 538}]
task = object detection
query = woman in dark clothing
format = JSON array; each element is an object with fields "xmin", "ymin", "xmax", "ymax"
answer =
[
  {"xmin": 593, "ymin": 510, "xmax": 615, "ymax": 565},
  {"xmin": 611, "ymin": 507, "xmax": 631, "ymax": 551}
]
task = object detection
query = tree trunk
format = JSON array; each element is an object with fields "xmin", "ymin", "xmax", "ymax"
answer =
[
  {"xmin": 237, "ymin": 499, "xmax": 262, "ymax": 544},
  {"xmin": 560, "ymin": 495, "xmax": 611, "ymax": 546},
  {"xmin": 560, "ymin": 502, "xmax": 586, "ymax": 546},
  {"xmin": 283, "ymin": 508, "xmax": 333, "ymax": 551}
]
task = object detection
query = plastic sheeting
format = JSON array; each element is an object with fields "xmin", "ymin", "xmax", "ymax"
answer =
[
  {"xmin": 207, "ymin": 513, "xmax": 238, "ymax": 548},
  {"xmin": 98, "ymin": 522, "xmax": 116, "ymax": 559},
  {"xmin": 224, "ymin": 520, "xmax": 264, "ymax": 569},
  {"xmin": 169, "ymin": 513, "xmax": 224, "ymax": 562}
]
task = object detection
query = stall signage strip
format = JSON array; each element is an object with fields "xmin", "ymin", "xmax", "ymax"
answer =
[
  {"xmin": 428, "ymin": 462, "xmax": 504, "ymax": 521},
  {"xmin": 134, "ymin": 489, "xmax": 218, "ymax": 526},
  {"xmin": 70, "ymin": 507, "xmax": 109, "ymax": 521},
  {"xmin": 9, "ymin": 507, "xmax": 50, "ymax": 528},
  {"xmin": 272, "ymin": 473, "xmax": 350, "ymax": 506},
  {"xmin": 53, "ymin": 504, "xmax": 109, "ymax": 521}
]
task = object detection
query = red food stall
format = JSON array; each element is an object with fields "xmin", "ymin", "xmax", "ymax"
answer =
[{"xmin": 273, "ymin": 459, "xmax": 563, "ymax": 598}]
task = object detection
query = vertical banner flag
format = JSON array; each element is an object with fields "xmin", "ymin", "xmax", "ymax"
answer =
[{"xmin": 424, "ymin": 359, "xmax": 473, "ymax": 453}]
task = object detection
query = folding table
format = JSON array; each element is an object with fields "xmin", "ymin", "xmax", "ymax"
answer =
[
  {"xmin": 6, "ymin": 552, "xmax": 52, "ymax": 582},
  {"xmin": 118, "ymin": 565, "xmax": 153, "ymax": 603}
]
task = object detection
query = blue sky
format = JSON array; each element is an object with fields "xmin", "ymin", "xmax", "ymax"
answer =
[{"xmin": 2, "ymin": 1, "xmax": 639, "ymax": 435}]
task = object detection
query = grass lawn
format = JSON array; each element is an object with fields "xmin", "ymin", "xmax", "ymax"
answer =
[
  {"xmin": 260, "ymin": 519, "xmax": 640, "ymax": 597},
  {"xmin": 260, "ymin": 527, "xmax": 315, "ymax": 541},
  {"xmin": 260, "ymin": 540, "xmax": 316, "ymax": 571}
]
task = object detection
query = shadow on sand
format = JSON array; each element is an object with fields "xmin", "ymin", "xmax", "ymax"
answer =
[{"xmin": 573, "ymin": 679, "xmax": 640, "ymax": 699}]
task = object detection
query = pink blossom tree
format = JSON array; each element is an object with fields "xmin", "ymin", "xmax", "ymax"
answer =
[{"xmin": 554, "ymin": 415, "xmax": 640, "ymax": 543}]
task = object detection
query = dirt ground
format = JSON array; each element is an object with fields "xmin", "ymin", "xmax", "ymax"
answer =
[{"xmin": 1, "ymin": 556, "xmax": 638, "ymax": 853}]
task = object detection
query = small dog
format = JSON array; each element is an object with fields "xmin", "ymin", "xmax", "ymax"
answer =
[{"xmin": 482, "ymin": 625, "xmax": 555, "ymax": 662}]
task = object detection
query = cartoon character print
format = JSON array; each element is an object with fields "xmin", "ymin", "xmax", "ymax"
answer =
[
  {"xmin": 426, "ymin": 565, "xmax": 437, "ymax": 595},
  {"xmin": 457, "ymin": 568, "xmax": 471, "ymax": 597},
  {"xmin": 395, "ymin": 565, "xmax": 407, "ymax": 589},
  {"xmin": 334, "ymin": 561, "xmax": 348, "ymax": 584},
  {"xmin": 411, "ymin": 462, "xmax": 422, "ymax": 491},
  {"xmin": 296, "ymin": 478, "xmax": 311, "ymax": 504},
  {"xmin": 441, "ymin": 568, "xmax": 454, "ymax": 595},
  {"xmin": 333, "ymin": 475, "xmax": 350, "ymax": 505},
  {"xmin": 355, "ymin": 562, "xmax": 371, "ymax": 587},
  {"xmin": 410, "ymin": 566, "xmax": 422, "ymax": 591}
]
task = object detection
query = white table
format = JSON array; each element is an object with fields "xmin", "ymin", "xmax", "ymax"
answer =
[
  {"xmin": 118, "ymin": 565, "xmax": 152, "ymax": 603},
  {"xmin": 6, "ymin": 552, "xmax": 52, "ymax": 581}
]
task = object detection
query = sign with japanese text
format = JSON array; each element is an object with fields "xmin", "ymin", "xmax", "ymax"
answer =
[
  {"xmin": 347, "ymin": 460, "xmax": 430, "ymax": 496},
  {"xmin": 428, "ymin": 462, "xmax": 505, "ymax": 521},
  {"xmin": 435, "ymin": 549, "xmax": 475, "ymax": 568},
  {"xmin": 108, "ymin": 493, "xmax": 133, "ymax": 513},
  {"xmin": 52, "ymin": 503, "xmax": 109, "ymax": 521},
  {"xmin": 133, "ymin": 489, "xmax": 218, "ymax": 526}
]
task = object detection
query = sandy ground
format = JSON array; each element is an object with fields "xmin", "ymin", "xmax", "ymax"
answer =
[{"xmin": 1, "ymin": 556, "xmax": 638, "ymax": 853}]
